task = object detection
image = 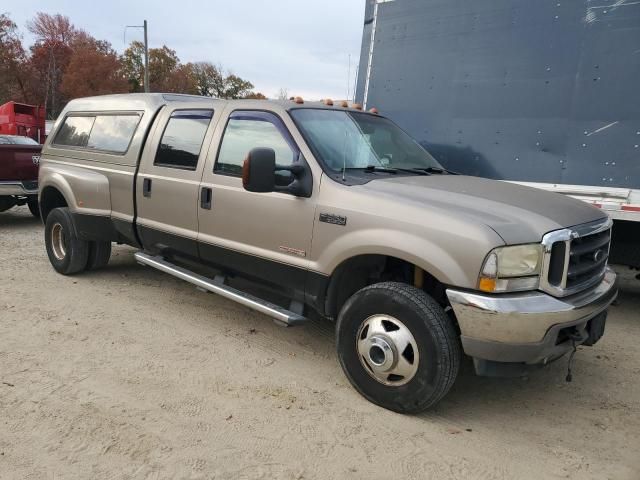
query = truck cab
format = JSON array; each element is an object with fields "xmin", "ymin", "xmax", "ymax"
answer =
[{"xmin": 38, "ymin": 93, "xmax": 617, "ymax": 413}]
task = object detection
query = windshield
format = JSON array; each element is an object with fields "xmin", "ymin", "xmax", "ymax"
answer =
[
  {"xmin": 290, "ymin": 109, "xmax": 442, "ymax": 172},
  {"xmin": 0, "ymin": 135, "xmax": 39, "ymax": 145}
]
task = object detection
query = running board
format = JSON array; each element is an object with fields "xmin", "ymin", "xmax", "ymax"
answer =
[{"xmin": 134, "ymin": 252, "xmax": 308, "ymax": 326}]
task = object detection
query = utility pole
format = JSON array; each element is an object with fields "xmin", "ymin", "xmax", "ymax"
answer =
[
  {"xmin": 124, "ymin": 20, "xmax": 150, "ymax": 93},
  {"xmin": 143, "ymin": 20, "xmax": 149, "ymax": 93}
]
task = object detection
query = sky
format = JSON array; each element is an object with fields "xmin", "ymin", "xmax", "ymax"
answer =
[{"xmin": 7, "ymin": 0, "xmax": 367, "ymax": 100}]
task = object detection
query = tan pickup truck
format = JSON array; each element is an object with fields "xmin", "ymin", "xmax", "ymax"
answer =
[{"xmin": 38, "ymin": 93, "xmax": 617, "ymax": 412}]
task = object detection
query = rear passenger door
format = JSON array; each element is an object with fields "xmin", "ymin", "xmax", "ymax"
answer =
[{"xmin": 136, "ymin": 106, "xmax": 217, "ymax": 260}]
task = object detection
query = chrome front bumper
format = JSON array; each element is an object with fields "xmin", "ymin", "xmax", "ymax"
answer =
[
  {"xmin": 446, "ymin": 268, "xmax": 617, "ymax": 364},
  {"xmin": 0, "ymin": 180, "xmax": 38, "ymax": 196}
]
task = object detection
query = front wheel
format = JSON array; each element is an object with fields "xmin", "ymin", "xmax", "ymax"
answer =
[
  {"xmin": 44, "ymin": 207, "xmax": 89, "ymax": 275},
  {"xmin": 336, "ymin": 282, "xmax": 461, "ymax": 413}
]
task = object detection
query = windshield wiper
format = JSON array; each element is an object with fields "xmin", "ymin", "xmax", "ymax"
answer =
[
  {"xmin": 420, "ymin": 166, "xmax": 458, "ymax": 175},
  {"xmin": 348, "ymin": 165, "xmax": 436, "ymax": 176},
  {"xmin": 360, "ymin": 165, "xmax": 398, "ymax": 174},
  {"xmin": 393, "ymin": 167, "xmax": 430, "ymax": 176}
]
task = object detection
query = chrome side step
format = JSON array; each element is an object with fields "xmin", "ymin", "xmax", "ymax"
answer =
[{"xmin": 134, "ymin": 252, "xmax": 308, "ymax": 326}]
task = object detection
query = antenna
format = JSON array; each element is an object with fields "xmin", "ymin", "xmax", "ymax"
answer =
[
  {"xmin": 342, "ymin": 130, "xmax": 348, "ymax": 182},
  {"xmin": 347, "ymin": 54, "xmax": 351, "ymax": 101}
]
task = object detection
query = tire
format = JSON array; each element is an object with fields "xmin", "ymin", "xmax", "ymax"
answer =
[
  {"xmin": 27, "ymin": 197, "xmax": 40, "ymax": 218},
  {"xmin": 86, "ymin": 240, "xmax": 112, "ymax": 270},
  {"xmin": 44, "ymin": 207, "xmax": 89, "ymax": 275},
  {"xmin": 336, "ymin": 282, "xmax": 461, "ymax": 413}
]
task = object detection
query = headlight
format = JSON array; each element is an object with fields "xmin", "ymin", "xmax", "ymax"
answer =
[{"xmin": 478, "ymin": 244, "xmax": 542, "ymax": 293}]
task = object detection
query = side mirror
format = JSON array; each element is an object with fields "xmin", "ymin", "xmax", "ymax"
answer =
[
  {"xmin": 242, "ymin": 148, "xmax": 276, "ymax": 193},
  {"xmin": 242, "ymin": 148, "xmax": 312, "ymax": 198}
]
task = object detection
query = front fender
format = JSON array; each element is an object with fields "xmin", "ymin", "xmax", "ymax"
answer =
[
  {"xmin": 312, "ymin": 228, "xmax": 486, "ymax": 289},
  {"xmin": 39, "ymin": 162, "xmax": 111, "ymax": 216}
]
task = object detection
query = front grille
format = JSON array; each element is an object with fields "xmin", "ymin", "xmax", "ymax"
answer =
[
  {"xmin": 566, "ymin": 229, "xmax": 610, "ymax": 289},
  {"xmin": 540, "ymin": 218, "xmax": 612, "ymax": 297}
]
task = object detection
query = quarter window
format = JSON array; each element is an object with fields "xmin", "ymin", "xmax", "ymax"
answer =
[
  {"xmin": 215, "ymin": 111, "xmax": 296, "ymax": 176},
  {"xmin": 154, "ymin": 110, "xmax": 214, "ymax": 170}
]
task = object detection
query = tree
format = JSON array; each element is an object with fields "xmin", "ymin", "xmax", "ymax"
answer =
[
  {"xmin": 191, "ymin": 62, "xmax": 224, "ymax": 97},
  {"xmin": 163, "ymin": 63, "xmax": 198, "ymax": 95},
  {"xmin": 120, "ymin": 40, "xmax": 145, "ymax": 92},
  {"xmin": 148, "ymin": 45, "xmax": 179, "ymax": 91},
  {"xmin": 276, "ymin": 87, "xmax": 289, "ymax": 100},
  {"xmin": 223, "ymin": 74, "xmax": 254, "ymax": 99},
  {"xmin": 0, "ymin": 13, "xmax": 30, "ymax": 103},
  {"xmin": 27, "ymin": 12, "xmax": 78, "ymax": 44},
  {"xmin": 244, "ymin": 92, "xmax": 267, "ymax": 100},
  {"xmin": 60, "ymin": 40, "xmax": 128, "ymax": 99},
  {"xmin": 121, "ymin": 42, "xmax": 198, "ymax": 93},
  {"xmin": 27, "ymin": 12, "xmax": 81, "ymax": 117},
  {"xmin": 189, "ymin": 62, "xmax": 255, "ymax": 99}
]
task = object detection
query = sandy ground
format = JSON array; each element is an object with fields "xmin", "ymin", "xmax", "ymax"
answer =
[{"xmin": 1, "ymin": 205, "xmax": 639, "ymax": 480}]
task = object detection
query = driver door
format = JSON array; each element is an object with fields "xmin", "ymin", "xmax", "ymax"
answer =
[{"xmin": 197, "ymin": 108, "xmax": 316, "ymax": 297}]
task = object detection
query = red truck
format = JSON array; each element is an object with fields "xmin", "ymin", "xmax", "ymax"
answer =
[
  {"xmin": 0, "ymin": 101, "xmax": 46, "ymax": 143},
  {"xmin": 0, "ymin": 134, "xmax": 41, "ymax": 217}
]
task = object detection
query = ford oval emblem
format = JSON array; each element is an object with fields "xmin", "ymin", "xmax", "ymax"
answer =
[
  {"xmin": 593, "ymin": 249, "xmax": 604, "ymax": 262},
  {"xmin": 32, "ymin": 155, "xmax": 41, "ymax": 165}
]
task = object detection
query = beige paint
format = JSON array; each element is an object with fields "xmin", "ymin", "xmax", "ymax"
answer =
[
  {"xmin": 135, "ymin": 101, "xmax": 224, "ymax": 240},
  {"xmin": 39, "ymin": 93, "xmax": 608, "ymax": 292},
  {"xmin": 198, "ymin": 102, "xmax": 321, "ymax": 271}
]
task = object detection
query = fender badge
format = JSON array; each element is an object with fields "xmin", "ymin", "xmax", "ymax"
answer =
[
  {"xmin": 279, "ymin": 245, "xmax": 306, "ymax": 257},
  {"xmin": 32, "ymin": 155, "xmax": 41, "ymax": 165},
  {"xmin": 319, "ymin": 213, "xmax": 347, "ymax": 226}
]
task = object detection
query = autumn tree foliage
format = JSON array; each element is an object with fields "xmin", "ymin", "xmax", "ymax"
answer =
[
  {"xmin": 60, "ymin": 38, "xmax": 128, "ymax": 99},
  {"xmin": 0, "ymin": 12, "xmax": 265, "ymax": 118},
  {"xmin": 0, "ymin": 14, "xmax": 30, "ymax": 103}
]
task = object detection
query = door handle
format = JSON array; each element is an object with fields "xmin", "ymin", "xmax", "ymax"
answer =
[
  {"xmin": 200, "ymin": 186, "xmax": 212, "ymax": 209},
  {"xmin": 143, "ymin": 178, "xmax": 152, "ymax": 197}
]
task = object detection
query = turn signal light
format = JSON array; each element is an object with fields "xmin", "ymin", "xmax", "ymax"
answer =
[{"xmin": 478, "ymin": 277, "xmax": 497, "ymax": 292}]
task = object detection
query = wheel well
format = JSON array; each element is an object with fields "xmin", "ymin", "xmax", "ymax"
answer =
[
  {"xmin": 40, "ymin": 187, "xmax": 68, "ymax": 221},
  {"xmin": 325, "ymin": 255, "xmax": 448, "ymax": 319}
]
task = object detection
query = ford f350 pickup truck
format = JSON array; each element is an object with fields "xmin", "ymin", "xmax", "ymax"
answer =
[
  {"xmin": 0, "ymin": 134, "xmax": 40, "ymax": 217},
  {"xmin": 38, "ymin": 93, "xmax": 617, "ymax": 413}
]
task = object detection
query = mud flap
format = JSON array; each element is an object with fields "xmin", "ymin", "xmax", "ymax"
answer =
[{"xmin": 583, "ymin": 312, "xmax": 607, "ymax": 347}]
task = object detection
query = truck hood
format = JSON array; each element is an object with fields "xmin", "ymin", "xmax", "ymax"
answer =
[{"xmin": 359, "ymin": 175, "xmax": 606, "ymax": 244}]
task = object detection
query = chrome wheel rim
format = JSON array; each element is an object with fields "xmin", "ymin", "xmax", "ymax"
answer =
[
  {"xmin": 356, "ymin": 314, "xmax": 420, "ymax": 386},
  {"xmin": 51, "ymin": 223, "xmax": 66, "ymax": 260}
]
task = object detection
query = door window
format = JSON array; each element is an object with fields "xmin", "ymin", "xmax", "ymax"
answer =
[
  {"xmin": 215, "ymin": 111, "xmax": 296, "ymax": 176},
  {"xmin": 154, "ymin": 109, "xmax": 214, "ymax": 170}
]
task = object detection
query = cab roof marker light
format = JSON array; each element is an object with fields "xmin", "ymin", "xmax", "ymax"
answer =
[
  {"xmin": 341, "ymin": 101, "xmax": 349, "ymax": 108},
  {"xmin": 323, "ymin": 99, "xmax": 334, "ymax": 106},
  {"xmin": 294, "ymin": 96, "xmax": 304, "ymax": 104},
  {"xmin": 352, "ymin": 103, "xmax": 363, "ymax": 110},
  {"xmin": 369, "ymin": 107, "xmax": 379, "ymax": 114}
]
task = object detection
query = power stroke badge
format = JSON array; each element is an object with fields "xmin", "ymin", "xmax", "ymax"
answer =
[{"xmin": 319, "ymin": 213, "xmax": 347, "ymax": 226}]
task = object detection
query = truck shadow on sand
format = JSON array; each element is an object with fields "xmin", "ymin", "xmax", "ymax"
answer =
[
  {"xmin": 87, "ymin": 248, "xmax": 636, "ymax": 421},
  {"xmin": 0, "ymin": 208, "xmax": 41, "ymax": 230}
]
